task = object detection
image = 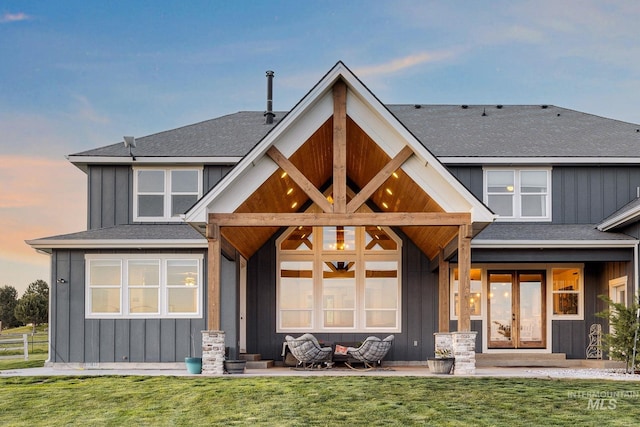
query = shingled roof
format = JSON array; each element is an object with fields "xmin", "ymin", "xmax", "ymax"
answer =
[{"xmin": 69, "ymin": 105, "xmax": 640, "ymax": 160}]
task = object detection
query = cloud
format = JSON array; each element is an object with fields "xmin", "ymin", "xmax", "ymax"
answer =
[
  {"xmin": 71, "ymin": 95, "xmax": 111, "ymax": 124},
  {"xmin": 353, "ymin": 51, "xmax": 456, "ymax": 78},
  {"xmin": 0, "ymin": 12, "xmax": 31, "ymax": 24}
]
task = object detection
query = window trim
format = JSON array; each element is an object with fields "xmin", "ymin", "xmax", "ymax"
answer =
[
  {"xmin": 483, "ymin": 167, "xmax": 552, "ymax": 222},
  {"xmin": 85, "ymin": 254, "xmax": 203, "ymax": 319},
  {"xmin": 276, "ymin": 226, "xmax": 402, "ymax": 333},
  {"xmin": 550, "ymin": 266, "xmax": 584, "ymax": 320},
  {"xmin": 133, "ymin": 166, "xmax": 203, "ymax": 222},
  {"xmin": 448, "ymin": 263, "xmax": 584, "ymax": 325},
  {"xmin": 449, "ymin": 267, "xmax": 485, "ymax": 321}
]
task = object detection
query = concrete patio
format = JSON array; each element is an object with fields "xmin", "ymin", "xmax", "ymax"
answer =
[{"xmin": 2, "ymin": 364, "xmax": 639, "ymax": 381}]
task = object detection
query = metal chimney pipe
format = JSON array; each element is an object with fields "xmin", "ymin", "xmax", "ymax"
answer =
[{"xmin": 265, "ymin": 70, "xmax": 275, "ymax": 124}]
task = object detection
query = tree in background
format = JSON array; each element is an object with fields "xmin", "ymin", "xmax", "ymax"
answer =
[
  {"xmin": 14, "ymin": 280, "xmax": 49, "ymax": 332},
  {"xmin": 0, "ymin": 285, "xmax": 20, "ymax": 329}
]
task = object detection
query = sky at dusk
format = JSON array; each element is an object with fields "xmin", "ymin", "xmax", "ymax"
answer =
[{"xmin": 1, "ymin": 0, "xmax": 640, "ymax": 295}]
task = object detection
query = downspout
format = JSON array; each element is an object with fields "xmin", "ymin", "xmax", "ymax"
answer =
[{"xmin": 635, "ymin": 243, "xmax": 639, "ymax": 304}]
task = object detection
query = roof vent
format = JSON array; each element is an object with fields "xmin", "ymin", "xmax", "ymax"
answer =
[
  {"xmin": 557, "ymin": 113, "xmax": 561, "ymax": 117},
  {"xmin": 264, "ymin": 70, "xmax": 275, "ymax": 125},
  {"xmin": 461, "ymin": 105, "xmax": 468, "ymax": 109},
  {"xmin": 123, "ymin": 136, "xmax": 136, "ymax": 161},
  {"xmin": 482, "ymin": 108, "xmax": 487, "ymax": 117},
  {"xmin": 414, "ymin": 104, "xmax": 421, "ymax": 109},
  {"xmin": 496, "ymin": 105, "xmax": 503, "ymax": 109},
  {"xmin": 541, "ymin": 105, "xmax": 548, "ymax": 109}
]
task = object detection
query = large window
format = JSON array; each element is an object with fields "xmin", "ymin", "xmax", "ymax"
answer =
[
  {"xmin": 86, "ymin": 254, "xmax": 202, "ymax": 318},
  {"xmin": 277, "ymin": 226, "xmax": 401, "ymax": 332},
  {"xmin": 484, "ymin": 168, "xmax": 551, "ymax": 221},
  {"xmin": 134, "ymin": 168, "xmax": 202, "ymax": 221}
]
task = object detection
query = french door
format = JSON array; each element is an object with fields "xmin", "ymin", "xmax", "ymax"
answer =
[{"xmin": 488, "ymin": 271, "xmax": 546, "ymax": 349}]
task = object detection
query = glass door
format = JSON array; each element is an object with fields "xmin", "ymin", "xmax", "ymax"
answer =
[{"xmin": 488, "ymin": 271, "xmax": 546, "ymax": 349}]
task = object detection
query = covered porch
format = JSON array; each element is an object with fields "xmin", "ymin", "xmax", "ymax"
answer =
[{"xmin": 185, "ymin": 64, "xmax": 494, "ymax": 374}]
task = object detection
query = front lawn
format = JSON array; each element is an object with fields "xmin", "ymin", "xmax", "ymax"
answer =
[{"xmin": 0, "ymin": 376, "xmax": 638, "ymax": 426}]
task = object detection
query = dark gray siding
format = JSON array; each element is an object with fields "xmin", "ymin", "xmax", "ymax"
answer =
[
  {"xmin": 245, "ymin": 229, "xmax": 439, "ymax": 362},
  {"xmin": 220, "ymin": 255, "xmax": 239, "ymax": 359},
  {"xmin": 552, "ymin": 262, "xmax": 614, "ymax": 358},
  {"xmin": 448, "ymin": 165, "xmax": 640, "ymax": 225},
  {"xmin": 88, "ymin": 165, "xmax": 132, "ymax": 229},
  {"xmin": 87, "ymin": 164, "xmax": 234, "ymax": 229},
  {"xmin": 552, "ymin": 166, "xmax": 640, "ymax": 224},
  {"xmin": 50, "ymin": 249, "xmax": 207, "ymax": 364},
  {"xmin": 204, "ymin": 165, "xmax": 234, "ymax": 191},
  {"xmin": 448, "ymin": 166, "xmax": 483, "ymax": 200}
]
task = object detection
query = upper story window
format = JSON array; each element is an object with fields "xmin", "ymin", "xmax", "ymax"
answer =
[
  {"xmin": 134, "ymin": 167, "xmax": 202, "ymax": 221},
  {"xmin": 484, "ymin": 168, "xmax": 551, "ymax": 221}
]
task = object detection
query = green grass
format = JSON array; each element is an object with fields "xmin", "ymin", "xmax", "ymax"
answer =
[
  {"xmin": 0, "ymin": 324, "xmax": 49, "ymax": 357},
  {"xmin": 0, "ymin": 376, "xmax": 639, "ymax": 426},
  {"xmin": 0, "ymin": 353, "xmax": 47, "ymax": 370}
]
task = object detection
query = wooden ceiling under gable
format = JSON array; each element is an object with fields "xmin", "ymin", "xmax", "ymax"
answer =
[{"xmin": 220, "ymin": 99, "xmax": 461, "ymax": 260}]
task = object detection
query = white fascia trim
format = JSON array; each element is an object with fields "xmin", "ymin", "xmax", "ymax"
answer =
[
  {"xmin": 472, "ymin": 239, "xmax": 639, "ymax": 249},
  {"xmin": 185, "ymin": 64, "xmax": 348, "ymax": 223},
  {"xmin": 343, "ymin": 71, "xmax": 495, "ymax": 224},
  {"xmin": 597, "ymin": 209, "xmax": 640, "ymax": 231},
  {"xmin": 68, "ymin": 156, "xmax": 241, "ymax": 165},
  {"xmin": 439, "ymin": 157, "xmax": 640, "ymax": 165},
  {"xmin": 26, "ymin": 239, "xmax": 208, "ymax": 250}
]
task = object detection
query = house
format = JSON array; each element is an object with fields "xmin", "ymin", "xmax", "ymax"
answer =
[{"xmin": 28, "ymin": 61, "xmax": 640, "ymax": 373}]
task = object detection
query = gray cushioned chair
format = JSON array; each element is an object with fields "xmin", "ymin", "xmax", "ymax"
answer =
[
  {"xmin": 285, "ymin": 333, "xmax": 333, "ymax": 369},
  {"xmin": 346, "ymin": 335, "xmax": 394, "ymax": 370}
]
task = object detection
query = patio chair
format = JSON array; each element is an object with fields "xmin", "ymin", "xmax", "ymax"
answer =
[
  {"xmin": 346, "ymin": 335, "xmax": 394, "ymax": 370},
  {"xmin": 285, "ymin": 334, "xmax": 333, "ymax": 369}
]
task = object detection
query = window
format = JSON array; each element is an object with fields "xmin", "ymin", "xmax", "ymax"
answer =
[
  {"xmin": 450, "ymin": 268, "xmax": 483, "ymax": 319},
  {"xmin": 484, "ymin": 168, "xmax": 551, "ymax": 221},
  {"xmin": 86, "ymin": 254, "xmax": 202, "ymax": 318},
  {"xmin": 552, "ymin": 267, "xmax": 582, "ymax": 318},
  {"xmin": 134, "ymin": 168, "xmax": 202, "ymax": 221},
  {"xmin": 277, "ymin": 226, "xmax": 401, "ymax": 332}
]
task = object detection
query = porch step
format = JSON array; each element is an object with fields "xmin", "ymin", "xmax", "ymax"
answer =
[
  {"xmin": 476, "ymin": 353, "xmax": 581, "ymax": 368},
  {"xmin": 239, "ymin": 353, "xmax": 262, "ymax": 361},
  {"xmin": 245, "ymin": 360, "xmax": 274, "ymax": 369},
  {"xmin": 238, "ymin": 353, "xmax": 274, "ymax": 369}
]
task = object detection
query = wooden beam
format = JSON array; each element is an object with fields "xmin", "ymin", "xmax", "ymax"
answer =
[
  {"xmin": 333, "ymin": 80, "xmax": 347, "ymax": 213},
  {"xmin": 438, "ymin": 249, "xmax": 450, "ymax": 332},
  {"xmin": 207, "ymin": 236, "xmax": 221, "ymax": 331},
  {"xmin": 209, "ymin": 211, "xmax": 471, "ymax": 227},
  {"xmin": 266, "ymin": 146, "xmax": 333, "ymax": 213},
  {"xmin": 346, "ymin": 145, "xmax": 414, "ymax": 213},
  {"xmin": 457, "ymin": 224, "xmax": 471, "ymax": 332}
]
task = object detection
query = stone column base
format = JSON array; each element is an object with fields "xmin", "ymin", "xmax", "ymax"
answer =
[
  {"xmin": 451, "ymin": 331, "xmax": 477, "ymax": 375},
  {"xmin": 202, "ymin": 330, "xmax": 225, "ymax": 375}
]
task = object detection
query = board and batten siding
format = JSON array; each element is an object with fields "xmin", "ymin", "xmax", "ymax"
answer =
[
  {"xmin": 448, "ymin": 165, "xmax": 640, "ymax": 225},
  {"xmin": 245, "ymin": 229, "xmax": 439, "ymax": 362},
  {"xmin": 50, "ymin": 249, "xmax": 207, "ymax": 364},
  {"xmin": 87, "ymin": 164, "xmax": 234, "ymax": 229},
  {"xmin": 552, "ymin": 166, "xmax": 640, "ymax": 224}
]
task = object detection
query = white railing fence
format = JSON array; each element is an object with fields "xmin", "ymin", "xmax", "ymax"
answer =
[{"xmin": 0, "ymin": 334, "xmax": 29, "ymax": 360}]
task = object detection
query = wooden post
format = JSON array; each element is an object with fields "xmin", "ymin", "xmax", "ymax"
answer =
[
  {"xmin": 333, "ymin": 80, "xmax": 347, "ymax": 213},
  {"xmin": 457, "ymin": 224, "xmax": 472, "ymax": 332},
  {"xmin": 207, "ymin": 225, "xmax": 221, "ymax": 331},
  {"xmin": 438, "ymin": 249, "xmax": 450, "ymax": 332}
]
